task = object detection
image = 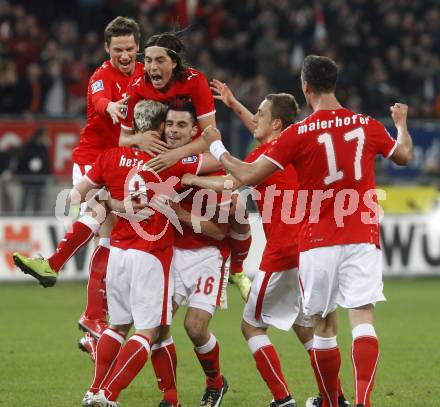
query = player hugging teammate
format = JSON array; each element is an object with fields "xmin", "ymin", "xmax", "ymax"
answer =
[{"xmin": 12, "ymin": 15, "xmax": 413, "ymax": 407}]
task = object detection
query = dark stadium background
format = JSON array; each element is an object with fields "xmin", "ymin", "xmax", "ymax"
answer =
[{"xmin": 0, "ymin": 1, "xmax": 439, "ymax": 406}]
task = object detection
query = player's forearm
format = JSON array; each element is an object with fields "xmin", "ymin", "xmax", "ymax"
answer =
[
  {"xmin": 176, "ymin": 207, "xmax": 227, "ymax": 240},
  {"xmin": 229, "ymin": 99, "xmax": 256, "ymax": 134},
  {"xmin": 190, "ymin": 175, "xmax": 241, "ymax": 192},
  {"xmin": 396, "ymin": 124, "xmax": 413, "ymax": 164},
  {"xmin": 175, "ymin": 136, "xmax": 207, "ymax": 157},
  {"xmin": 220, "ymin": 153, "xmax": 260, "ymax": 186},
  {"xmin": 119, "ymin": 129, "xmax": 137, "ymax": 147}
]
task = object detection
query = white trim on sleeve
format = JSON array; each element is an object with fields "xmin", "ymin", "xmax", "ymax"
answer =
[
  {"xmin": 386, "ymin": 140, "xmax": 398, "ymax": 158},
  {"xmin": 196, "ymin": 154, "xmax": 204, "ymax": 175},
  {"xmin": 120, "ymin": 124, "xmax": 133, "ymax": 131},
  {"xmin": 261, "ymin": 154, "xmax": 284, "ymax": 170},
  {"xmin": 84, "ymin": 175, "xmax": 100, "ymax": 186},
  {"xmin": 197, "ymin": 110, "xmax": 216, "ymax": 120}
]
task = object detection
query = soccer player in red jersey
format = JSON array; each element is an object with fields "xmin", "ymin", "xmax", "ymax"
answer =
[
  {"xmin": 199, "ymin": 55, "xmax": 413, "ymax": 407},
  {"xmin": 119, "ymin": 31, "xmax": 252, "ymax": 298},
  {"xmin": 69, "ymin": 99, "xmax": 222, "ymax": 407},
  {"xmin": 13, "ymin": 17, "xmax": 145, "ymax": 342},
  {"xmin": 184, "ymin": 83, "xmax": 348, "ymax": 407},
  {"xmin": 119, "ymin": 32, "xmax": 216, "ymax": 172}
]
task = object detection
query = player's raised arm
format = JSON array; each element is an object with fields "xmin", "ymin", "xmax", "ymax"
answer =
[
  {"xmin": 389, "ymin": 103, "xmax": 413, "ymax": 166},
  {"xmin": 210, "ymin": 79, "xmax": 255, "ymax": 133},
  {"xmin": 202, "ymin": 126, "xmax": 278, "ymax": 186}
]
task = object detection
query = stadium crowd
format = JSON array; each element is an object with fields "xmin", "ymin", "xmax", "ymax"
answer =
[{"xmin": 1, "ymin": 0, "xmax": 440, "ymax": 119}]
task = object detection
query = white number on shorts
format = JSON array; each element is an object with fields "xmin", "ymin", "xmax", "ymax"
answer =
[{"xmin": 317, "ymin": 127, "xmax": 365, "ymax": 185}]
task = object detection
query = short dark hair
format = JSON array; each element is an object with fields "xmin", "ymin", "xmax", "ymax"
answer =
[
  {"xmin": 265, "ymin": 93, "xmax": 299, "ymax": 130},
  {"xmin": 144, "ymin": 32, "xmax": 188, "ymax": 81},
  {"xmin": 104, "ymin": 16, "xmax": 140, "ymax": 46},
  {"xmin": 167, "ymin": 97, "xmax": 197, "ymax": 125},
  {"xmin": 301, "ymin": 55, "xmax": 338, "ymax": 93}
]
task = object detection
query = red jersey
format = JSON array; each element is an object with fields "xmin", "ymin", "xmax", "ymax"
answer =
[
  {"xmin": 245, "ymin": 142, "xmax": 299, "ymax": 272},
  {"xmin": 72, "ymin": 61, "xmax": 144, "ymax": 165},
  {"xmin": 120, "ymin": 67, "xmax": 215, "ymax": 131},
  {"xmin": 85, "ymin": 147, "xmax": 201, "ymax": 253},
  {"xmin": 264, "ymin": 108, "xmax": 398, "ymax": 252},
  {"xmin": 173, "ymin": 185, "xmax": 229, "ymax": 258}
]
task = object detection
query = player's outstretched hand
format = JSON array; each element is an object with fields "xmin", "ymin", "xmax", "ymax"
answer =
[
  {"xmin": 210, "ymin": 79, "xmax": 236, "ymax": 108},
  {"xmin": 390, "ymin": 103, "xmax": 408, "ymax": 128},
  {"xmin": 146, "ymin": 149, "xmax": 180, "ymax": 173},
  {"xmin": 106, "ymin": 96, "xmax": 129, "ymax": 124},
  {"xmin": 136, "ymin": 131, "xmax": 169, "ymax": 156},
  {"xmin": 202, "ymin": 125, "xmax": 222, "ymax": 147}
]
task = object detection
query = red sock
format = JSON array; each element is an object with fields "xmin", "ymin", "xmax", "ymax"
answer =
[
  {"xmin": 227, "ymin": 232, "xmax": 251, "ymax": 274},
  {"xmin": 311, "ymin": 338, "xmax": 340, "ymax": 407},
  {"xmin": 151, "ymin": 338, "xmax": 178, "ymax": 405},
  {"xmin": 84, "ymin": 243, "xmax": 109, "ymax": 320},
  {"xmin": 308, "ymin": 349, "xmax": 344, "ymax": 398},
  {"xmin": 48, "ymin": 218, "xmax": 96, "ymax": 272},
  {"xmin": 90, "ymin": 329, "xmax": 125, "ymax": 393},
  {"xmin": 254, "ymin": 346, "xmax": 290, "ymax": 400},
  {"xmin": 194, "ymin": 334, "xmax": 222, "ymax": 389},
  {"xmin": 103, "ymin": 334, "xmax": 151, "ymax": 401},
  {"xmin": 352, "ymin": 336, "xmax": 379, "ymax": 407}
]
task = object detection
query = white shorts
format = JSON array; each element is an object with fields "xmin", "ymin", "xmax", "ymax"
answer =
[
  {"xmin": 243, "ymin": 268, "xmax": 312, "ymax": 331},
  {"xmin": 299, "ymin": 243, "xmax": 386, "ymax": 318},
  {"xmin": 173, "ymin": 246, "xmax": 228, "ymax": 315},
  {"xmin": 106, "ymin": 246, "xmax": 173, "ymax": 330},
  {"xmin": 72, "ymin": 163, "xmax": 92, "ymax": 215}
]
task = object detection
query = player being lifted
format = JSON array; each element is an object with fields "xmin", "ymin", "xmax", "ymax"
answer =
[
  {"xmin": 13, "ymin": 16, "xmax": 144, "ymax": 345},
  {"xmin": 183, "ymin": 82, "xmax": 349, "ymax": 407},
  {"xmin": 199, "ymin": 55, "xmax": 413, "ymax": 407}
]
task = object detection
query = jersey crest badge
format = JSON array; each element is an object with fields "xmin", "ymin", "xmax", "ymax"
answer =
[
  {"xmin": 91, "ymin": 80, "xmax": 104, "ymax": 94},
  {"xmin": 182, "ymin": 155, "xmax": 197, "ymax": 164}
]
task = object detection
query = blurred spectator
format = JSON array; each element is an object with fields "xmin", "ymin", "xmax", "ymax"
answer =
[{"xmin": 15, "ymin": 128, "xmax": 51, "ymax": 213}]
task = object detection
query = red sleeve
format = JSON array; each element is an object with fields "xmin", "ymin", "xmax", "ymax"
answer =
[
  {"xmin": 262, "ymin": 126, "xmax": 298, "ymax": 170},
  {"xmin": 369, "ymin": 117, "xmax": 398, "ymax": 158},
  {"xmin": 190, "ymin": 72, "xmax": 215, "ymax": 120},
  {"xmin": 84, "ymin": 152, "xmax": 106, "ymax": 186},
  {"xmin": 120, "ymin": 78, "xmax": 142, "ymax": 131},
  {"xmin": 90, "ymin": 70, "xmax": 112, "ymax": 116}
]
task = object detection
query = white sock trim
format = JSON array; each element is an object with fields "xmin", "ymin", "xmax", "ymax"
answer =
[
  {"xmin": 152, "ymin": 336, "xmax": 174, "ymax": 351},
  {"xmin": 247, "ymin": 334, "xmax": 272, "ymax": 354},
  {"xmin": 303, "ymin": 339, "xmax": 314, "ymax": 351},
  {"xmin": 195, "ymin": 333, "xmax": 217, "ymax": 354},
  {"xmin": 229, "ymin": 229, "xmax": 251, "ymax": 240},
  {"xmin": 103, "ymin": 328, "xmax": 125, "ymax": 344},
  {"xmin": 313, "ymin": 335, "xmax": 337, "ymax": 350},
  {"xmin": 131, "ymin": 334, "xmax": 151, "ymax": 352},
  {"xmin": 78, "ymin": 215, "xmax": 100, "ymax": 234},
  {"xmin": 98, "ymin": 237, "xmax": 110, "ymax": 248},
  {"xmin": 352, "ymin": 323, "xmax": 377, "ymax": 339}
]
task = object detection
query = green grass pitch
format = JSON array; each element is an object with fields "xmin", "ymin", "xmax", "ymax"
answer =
[{"xmin": 1, "ymin": 278, "xmax": 439, "ymax": 406}]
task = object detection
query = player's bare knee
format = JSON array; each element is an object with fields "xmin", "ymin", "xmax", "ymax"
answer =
[
  {"xmin": 155, "ymin": 325, "xmax": 171, "ymax": 344},
  {"xmin": 241, "ymin": 319, "xmax": 265, "ymax": 340},
  {"xmin": 110, "ymin": 323, "xmax": 131, "ymax": 337},
  {"xmin": 292, "ymin": 323, "xmax": 313, "ymax": 344},
  {"xmin": 184, "ymin": 317, "xmax": 209, "ymax": 344},
  {"xmin": 312, "ymin": 312, "xmax": 337, "ymax": 337}
]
